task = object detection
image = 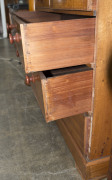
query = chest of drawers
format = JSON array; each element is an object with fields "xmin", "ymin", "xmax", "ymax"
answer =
[{"xmin": 8, "ymin": 0, "xmax": 112, "ymax": 178}]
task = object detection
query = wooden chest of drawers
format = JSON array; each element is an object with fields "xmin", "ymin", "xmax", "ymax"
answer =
[{"xmin": 8, "ymin": 1, "xmax": 112, "ymax": 178}]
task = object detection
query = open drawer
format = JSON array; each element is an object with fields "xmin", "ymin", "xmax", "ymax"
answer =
[
  {"xmin": 9, "ymin": 11, "xmax": 95, "ymax": 73},
  {"xmin": 26, "ymin": 65, "xmax": 93, "ymax": 122},
  {"xmin": 9, "ymin": 11, "xmax": 61, "ymax": 65}
]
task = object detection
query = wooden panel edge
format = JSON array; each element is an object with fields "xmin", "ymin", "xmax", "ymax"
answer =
[
  {"xmin": 56, "ymin": 118, "xmax": 110, "ymax": 179},
  {"xmin": 89, "ymin": 0, "xmax": 112, "ymax": 159},
  {"xmin": 87, "ymin": 0, "xmax": 92, "ymax": 11},
  {"xmin": 20, "ymin": 24, "xmax": 29, "ymax": 74},
  {"xmin": 86, "ymin": 156, "xmax": 109, "ymax": 179},
  {"xmin": 36, "ymin": 8, "xmax": 96, "ymax": 16},
  {"xmin": 40, "ymin": 72, "xmax": 50, "ymax": 123},
  {"xmin": 84, "ymin": 114, "xmax": 92, "ymax": 157},
  {"xmin": 56, "ymin": 119, "xmax": 87, "ymax": 178}
]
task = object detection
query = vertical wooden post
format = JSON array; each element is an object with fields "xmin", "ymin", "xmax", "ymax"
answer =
[
  {"xmin": 89, "ymin": 0, "xmax": 112, "ymax": 160},
  {"xmin": 29, "ymin": 0, "xmax": 35, "ymax": 11}
]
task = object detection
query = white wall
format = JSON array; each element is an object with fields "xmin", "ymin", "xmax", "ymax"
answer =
[{"xmin": 0, "ymin": 0, "xmax": 7, "ymax": 38}]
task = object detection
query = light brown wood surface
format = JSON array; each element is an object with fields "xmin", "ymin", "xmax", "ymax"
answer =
[
  {"xmin": 107, "ymin": 150, "xmax": 112, "ymax": 180},
  {"xmin": 46, "ymin": 0, "xmax": 96, "ymax": 11},
  {"xmin": 57, "ymin": 116, "xmax": 109, "ymax": 179},
  {"xmin": 38, "ymin": 0, "xmax": 96, "ymax": 11},
  {"xmin": 62, "ymin": 114, "xmax": 85, "ymax": 155},
  {"xmin": 92, "ymin": 0, "xmax": 96, "ymax": 10},
  {"xmin": 51, "ymin": 0, "xmax": 88, "ymax": 10},
  {"xmin": 11, "ymin": 11, "xmax": 61, "ymax": 65},
  {"xmin": 29, "ymin": 0, "xmax": 35, "ymax": 11},
  {"xmin": 30, "ymin": 66, "xmax": 93, "ymax": 122},
  {"xmin": 13, "ymin": 11, "xmax": 61, "ymax": 23},
  {"xmin": 89, "ymin": 0, "xmax": 112, "ymax": 160},
  {"xmin": 41, "ymin": 67, "xmax": 93, "ymax": 122},
  {"xmin": 84, "ymin": 114, "xmax": 91, "ymax": 156},
  {"xmin": 20, "ymin": 18, "xmax": 95, "ymax": 73},
  {"xmin": 31, "ymin": 73, "xmax": 45, "ymax": 116},
  {"xmin": 56, "ymin": 116, "xmax": 87, "ymax": 177}
]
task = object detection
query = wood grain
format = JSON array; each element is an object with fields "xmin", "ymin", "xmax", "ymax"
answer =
[
  {"xmin": 62, "ymin": 114, "xmax": 85, "ymax": 155},
  {"xmin": 56, "ymin": 117, "xmax": 87, "ymax": 176},
  {"xmin": 107, "ymin": 149, "xmax": 112, "ymax": 180},
  {"xmin": 11, "ymin": 11, "xmax": 61, "ymax": 65},
  {"xmin": 84, "ymin": 114, "xmax": 91, "ymax": 156},
  {"xmin": 57, "ymin": 116, "xmax": 110, "ymax": 179},
  {"xmin": 35, "ymin": 0, "xmax": 49, "ymax": 8},
  {"xmin": 87, "ymin": 0, "xmax": 97, "ymax": 11},
  {"xmin": 50, "ymin": 0, "xmax": 96, "ymax": 11},
  {"xmin": 20, "ymin": 18, "xmax": 95, "ymax": 73},
  {"xmin": 13, "ymin": 11, "xmax": 61, "ymax": 23},
  {"xmin": 31, "ymin": 72, "xmax": 45, "ymax": 116},
  {"xmin": 29, "ymin": 0, "xmax": 35, "ymax": 11},
  {"xmin": 41, "ymin": 68, "xmax": 93, "ymax": 122},
  {"xmin": 89, "ymin": 0, "xmax": 112, "ymax": 160},
  {"xmin": 92, "ymin": 0, "xmax": 97, "ymax": 10},
  {"xmin": 51, "ymin": 0, "xmax": 88, "ymax": 10},
  {"xmin": 86, "ymin": 157, "xmax": 109, "ymax": 179},
  {"xmin": 30, "ymin": 66, "xmax": 93, "ymax": 122}
]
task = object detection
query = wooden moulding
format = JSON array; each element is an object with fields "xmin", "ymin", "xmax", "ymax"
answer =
[
  {"xmin": 35, "ymin": 0, "xmax": 96, "ymax": 12},
  {"xmin": 56, "ymin": 115, "xmax": 110, "ymax": 180},
  {"xmin": 30, "ymin": 66, "xmax": 93, "ymax": 122},
  {"xmin": 107, "ymin": 149, "xmax": 112, "ymax": 179},
  {"xmin": 51, "ymin": 0, "xmax": 96, "ymax": 11},
  {"xmin": 20, "ymin": 18, "xmax": 95, "ymax": 73}
]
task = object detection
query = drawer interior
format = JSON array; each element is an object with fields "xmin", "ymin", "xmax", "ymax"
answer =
[
  {"xmin": 13, "ymin": 11, "xmax": 95, "ymax": 24},
  {"xmin": 43, "ymin": 65, "xmax": 93, "ymax": 78}
]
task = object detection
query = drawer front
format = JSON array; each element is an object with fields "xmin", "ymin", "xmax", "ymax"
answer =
[
  {"xmin": 9, "ymin": 11, "xmax": 61, "ymax": 66},
  {"xmin": 21, "ymin": 18, "xmax": 95, "ymax": 73},
  {"xmin": 9, "ymin": 14, "xmax": 25, "ymax": 65},
  {"xmin": 29, "ymin": 66, "xmax": 93, "ymax": 122},
  {"xmin": 36, "ymin": 0, "xmax": 49, "ymax": 8},
  {"xmin": 51, "ymin": 0, "xmax": 96, "ymax": 11}
]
